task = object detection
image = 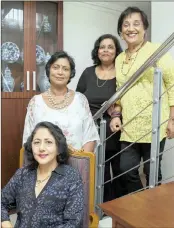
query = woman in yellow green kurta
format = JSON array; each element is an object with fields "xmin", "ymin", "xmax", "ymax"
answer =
[{"xmin": 110, "ymin": 7, "xmax": 174, "ymax": 193}]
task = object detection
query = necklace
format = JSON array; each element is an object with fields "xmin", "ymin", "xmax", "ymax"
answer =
[
  {"xmin": 96, "ymin": 65, "xmax": 114, "ymax": 88},
  {"xmin": 127, "ymin": 51, "xmax": 135, "ymax": 61},
  {"xmin": 47, "ymin": 88, "xmax": 71, "ymax": 109},
  {"xmin": 121, "ymin": 51, "xmax": 139, "ymax": 77},
  {"xmin": 50, "ymin": 88, "xmax": 69, "ymax": 105},
  {"xmin": 97, "ymin": 77, "xmax": 108, "ymax": 88},
  {"xmin": 35, "ymin": 174, "xmax": 51, "ymax": 187},
  {"xmin": 121, "ymin": 41, "xmax": 145, "ymax": 77},
  {"xmin": 126, "ymin": 40, "xmax": 145, "ymax": 60}
]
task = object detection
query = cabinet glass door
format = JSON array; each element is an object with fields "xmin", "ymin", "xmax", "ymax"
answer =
[
  {"xmin": 1, "ymin": 1, "xmax": 24, "ymax": 92},
  {"xmin": 34, "ymin": 2, "xmax": 58, "ymax": 92}
]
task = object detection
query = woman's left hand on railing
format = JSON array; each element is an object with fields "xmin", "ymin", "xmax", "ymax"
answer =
[{"xmin": 166, "ymin": 117, "xmax": 174, "ymax": 139}]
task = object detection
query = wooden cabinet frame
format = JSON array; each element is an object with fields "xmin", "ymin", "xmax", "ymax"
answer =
[{"xmin": 1, "ymin": 1, "xmax": 63, "ymax": 187}]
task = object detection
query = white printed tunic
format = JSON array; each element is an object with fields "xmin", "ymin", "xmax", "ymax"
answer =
[{"xmin": 23, "ymin": 92, "xmax": 100, "ymax": 150}]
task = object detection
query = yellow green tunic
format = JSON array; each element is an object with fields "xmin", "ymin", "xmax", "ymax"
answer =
[{"xmin": 115, "ymin": 41, "xmax": 174, "ymax": 143}]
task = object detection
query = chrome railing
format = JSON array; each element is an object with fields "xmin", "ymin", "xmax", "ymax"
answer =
[{"xmin": 94, "ymin": 32, "xmax": 174, "ymax": 218}]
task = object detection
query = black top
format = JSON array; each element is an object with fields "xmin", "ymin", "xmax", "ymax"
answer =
[{"xmin": 76, "ymin": 66, "xmax": 116, "ymax": 116}]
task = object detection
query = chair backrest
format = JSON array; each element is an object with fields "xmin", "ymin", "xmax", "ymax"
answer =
[
  {"xmin": 19, "ymin": 147, "xmax": 96, "ymax": 227},
  {"xmin": 68, "ymin": 147, "xmax": 95, "ymax": 228}
]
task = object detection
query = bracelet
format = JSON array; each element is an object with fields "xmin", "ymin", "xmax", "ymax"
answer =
[
  {"xmin": 111, "ymin": 111, "xmax": 121, "ymax": 118},
  {"xmin": 110, "ymin": 112, "xmax": 122, "ymax": 120}
]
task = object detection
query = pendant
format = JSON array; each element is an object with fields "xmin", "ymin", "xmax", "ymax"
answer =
[{"xmin": 35, "ymin": 180, "xmax": 41, "ymax": 187}]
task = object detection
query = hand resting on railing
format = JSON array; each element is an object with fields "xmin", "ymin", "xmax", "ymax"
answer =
[{"xmin": 107, "ymin": 104, "xmax": 122, "ymax": 132}]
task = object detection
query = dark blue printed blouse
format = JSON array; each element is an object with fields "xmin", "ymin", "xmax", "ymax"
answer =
[{"xmin": 1, "ymin": 164, "xmax": 84, "ymax": 228}]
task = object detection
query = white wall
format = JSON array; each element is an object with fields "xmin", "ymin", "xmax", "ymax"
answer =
[
  {"xmin": 151, "ymin": 2, "xmax": 174, "ymax": 182},
  {"xmin": 151, "ymin": 2, "xmax": 174, "ymax": 56},
  {"xmin": 64, "ymin": 2, "xmax": 121, "ymax": 90},
  {"xmin": 63, "ymin": 1, "xmax": 151, "ymax": 90}
]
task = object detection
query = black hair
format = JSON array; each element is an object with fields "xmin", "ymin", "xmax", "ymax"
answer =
[
  {"xmin": 91, "ymin": 34, "xmax": 122, "ymax": 65},
  {"xmin": 24, "ymin": 121, "xmax": 69, "ymax": 167},
  {"xmin": 117, "ymin": 7, "xmax": 149, "ymax": 35},
  {"xmin": 45, "ymin": 50, "xmax": 76, "ymax": 84}
]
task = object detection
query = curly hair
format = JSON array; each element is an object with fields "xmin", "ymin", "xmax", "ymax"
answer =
[
  {"xmin": 117, "ymin": 7, "xmax": 149, "ymax": 36},
  {"xmin": 24, "ymin": 121, "xmax": 69, "ymax": 167},
  {"xmin": 91, "ymin": 34, "xmax": 122, "ymax": 65},
  {"xmin": 45, "ymin": 50, "xmax": 76, "ymax": 84}
]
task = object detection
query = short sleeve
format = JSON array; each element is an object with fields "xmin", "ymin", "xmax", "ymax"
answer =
[
  {"xmin": 76, "ymin": 68, "xmax": 87, "ymax": 93},
  {"xmin": 80, "ymin": 94, "xmax": 100, "ymax": 147},
  {"xmin": 22, "ymin": 96, "xmax": 36, "ymax": 144}
]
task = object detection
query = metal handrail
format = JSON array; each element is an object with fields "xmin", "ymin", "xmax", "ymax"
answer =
[{"xmin": 93, "ymin": 32, "xmax": 174, "ymax": 121}]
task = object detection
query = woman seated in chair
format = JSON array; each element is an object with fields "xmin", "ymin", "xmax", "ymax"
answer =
[
  {"xmin": 1, "ymin": 121, "xmax": 84, "ymax": 228},
  {"xmin": 23, "ymin": 51, "xmax": 99, "ymax": 153}
]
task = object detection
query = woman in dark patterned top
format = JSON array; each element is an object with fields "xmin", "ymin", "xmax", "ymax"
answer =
[
  {"xmin": 1, "ymin": 121, "xmax": 84, "ymax": 228},
  {"xmin": 76, "ymin": 34, "xmax": 126, "ymax": 201}
]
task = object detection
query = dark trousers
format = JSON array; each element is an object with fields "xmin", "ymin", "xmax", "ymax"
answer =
[
  {"xmin": 104, "ymin": 148, "xmax": 124, "ymax": 202},
  {"xmin": 120, "ymin": 138, "xmax": 166, "ymax": 194},
  {"xmin": 101, "ymin": 115, "xmax": 125, "ymax": 202}
]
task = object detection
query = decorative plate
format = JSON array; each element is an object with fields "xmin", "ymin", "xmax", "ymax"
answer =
[
  {"xmin": 36, "ymin": 45, "xmax": 45, "ymax": 65},
  {"xmin": 1, "ymin": 42, "xmax": 20, "ymax": 63}
]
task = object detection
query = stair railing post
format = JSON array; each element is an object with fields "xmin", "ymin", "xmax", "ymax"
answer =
[
  {"xmin": 149, "ymin": 66, "xmax": 162, "ymax": 187},
  {"xmin": 95, "ymin": 116, "xmax": 106, "ymax": 219}
]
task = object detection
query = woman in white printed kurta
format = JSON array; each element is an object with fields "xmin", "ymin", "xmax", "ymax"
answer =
[
  {"xmin": 23, "ymin": 51, "xmax": 99, "ymax": 151},
  {"xmin": 23, "ymin": 92, "xmax": 99, "ymax": 150}
]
